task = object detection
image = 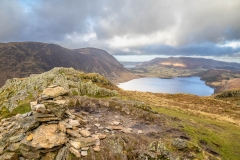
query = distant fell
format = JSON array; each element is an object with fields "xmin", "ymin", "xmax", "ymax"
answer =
[
  {"xmin": 136, "ymin": 57, "xmax": 240, "ymax": 70},
  {"xmin": 0, "ymin": 42, "xmax": 136, "ymax": 87}
]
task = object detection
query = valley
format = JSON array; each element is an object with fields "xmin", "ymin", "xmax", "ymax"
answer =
[{"xmin": 127, "ymin": 57, "xmax": 240, "ymax": 93}]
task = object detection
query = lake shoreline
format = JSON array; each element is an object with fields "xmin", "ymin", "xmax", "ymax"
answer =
[
  {"xmin": 122, "ymin": 74, "xmax": 217, "ymax": 93},
  {"xmin": 117, "ymin": 76, "xmax": 214, "ymax": 96}
]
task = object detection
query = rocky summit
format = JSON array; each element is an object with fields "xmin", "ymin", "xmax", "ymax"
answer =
[
  {"xmin": 0, "ymin": 85, "xmax": 204, "ymax": 160},
  {"xmin": 0, "ymin": 67, "xmax": 117, "ymax": 112},
  {"xmin": 0, "ymin": 67, "xmax": 234, "ymax": 159}
]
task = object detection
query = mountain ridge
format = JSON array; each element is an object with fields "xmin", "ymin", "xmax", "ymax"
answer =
[
  {"xmin": 136, "ymin": 57, "xmax": 240, "ymax": 70},
  {"xmin": 0, "ymin": 42, "xmax": 137, "ymax": 87}
]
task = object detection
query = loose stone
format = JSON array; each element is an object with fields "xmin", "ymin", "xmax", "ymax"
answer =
[
  {"xmin": 35, "ymin": 104, "xmax": 46, "ymax": 113},
  {"xmin": 98, "ymin": 134, "xmax": 107, "ymax": 140},
  {"xmin": 94, "ymin": 123, "xmax": 101, "ymax": 127},
  {"xmin": 27, "ymin": 133, "xmax": 34, "ymax": 141},
  {"xmin": 79, "ymin": 130, "xmax": 91, "ymax": 137},
  {"xmin": 93, "ymin": 146, "xmax": 101, "ymax": 152},
  {"xmin": 67, "ymin": 129, "xmax": 82, "ymax": 138},
  {"xmin": 81, "ymin": 147, "xmax": 89, "ymax": 151},
  {"xmin": 9, "ymin": 133, "xmax": 25, "ymax": 143},
  {"xmin": 113, "ymin": 121, "xmax": 120, "ymax": 125},
  {"xmin": 69, "ymin": 147, "xmax": 81, "ymax": 158},
  {"xmin": 138, "ymin": 130, "xmax": 143, "ymax": 134},
  {"xmin": 81, "ymin": 151, "xmax": 88, "ymax": 156},
  {"xmin": 69, "ymin": 140, "xmax": 81, "ymax": 149}
]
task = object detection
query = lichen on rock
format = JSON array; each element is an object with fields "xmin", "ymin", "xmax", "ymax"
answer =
[{"xmin": 0, "ymin": 67, "xmax": 118, "ymax": 112}]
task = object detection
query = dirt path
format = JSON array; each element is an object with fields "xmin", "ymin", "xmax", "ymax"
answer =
[
  {"xmin": 68, "ymin": 96, "xmax": 190, "ymax": 142},
  {"xmin": 71, "ymin": 105, "xmax": 163, "ymax": 136}
]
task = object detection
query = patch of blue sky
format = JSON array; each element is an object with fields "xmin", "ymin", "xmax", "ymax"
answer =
[{"xmin": 18, "ymin": 0, "xmax": 41, "ymax": 13}]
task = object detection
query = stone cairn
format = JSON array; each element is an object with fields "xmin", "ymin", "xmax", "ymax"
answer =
[{"xmin": 0, "ymin": 85, "xmax": 106, "ymax": 160}]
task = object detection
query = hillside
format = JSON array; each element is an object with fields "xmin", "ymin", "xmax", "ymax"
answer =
[
  {"xmin": 0, "ymin": 67, "xmax": 240, "ymax": 159},
  {"xmin": 197, "ymin": 69, "xmax": 240, "ymax": 93},
  {"xmin": 0, "ymin": 42, "xmax": 137, "ymax": 87}
]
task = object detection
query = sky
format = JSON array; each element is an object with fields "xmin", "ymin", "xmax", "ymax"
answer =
[{"xmin": 1, "ymin": 0, "xmax": 240, "ymax": 60}]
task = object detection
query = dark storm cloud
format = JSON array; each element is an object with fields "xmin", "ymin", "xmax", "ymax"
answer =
[
  {"xmin": 16, "ymin": 0, "xmax": 176, "ymax": 41},
  {"xmin": 0, "ymin": 0, "xmax": 240, "ymax": 56},
  {"xmin": 0, "ymin": 0, "xmax": 27, "ymax": 41},
  {"xmin": 0, "ymin": 0, "xmax": 103, "ymax": 42},
  {"xmin": 21, "ymin": 0, "xmax": 101, "ymax": 41}
]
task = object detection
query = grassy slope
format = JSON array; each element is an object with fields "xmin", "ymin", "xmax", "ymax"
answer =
[
  {"xmin": 153, "ymin": 107, "xmax": 240, "ymax": 159},
  {"xmin": 2, "ymin": 89, "xmax": 239, "ymax": 159},
  {"xmin": 120, "ymin": 90, "xmax": 240, "ymax": 159}
]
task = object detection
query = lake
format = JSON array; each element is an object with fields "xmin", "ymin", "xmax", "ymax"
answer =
[{"xmin": 117, "ymin": 77, "xmax": 214, "ymax": 96}]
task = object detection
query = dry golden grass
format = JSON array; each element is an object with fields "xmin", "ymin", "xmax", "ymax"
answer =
[
  {"xmin": 118, "ymin": 89, "xmax": 240, "ymax": 159},
  {"xmin": 119, "ymin": 90, "xmax": 240, "ymax": 126},
  {"xmin": 227, "ymin": 78, "xmax": 240, "ymax": 90}
]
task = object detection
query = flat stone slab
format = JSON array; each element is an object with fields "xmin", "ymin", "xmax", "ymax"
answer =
[
  {"xmin": 9, "ymin": 133, "xmax": 25, "ymax": 143},
  {"xmin": 66, "ymin": 129, "xmax": 81, "ymax": 138},
  {"xmin": 111, "ymin": 126, "xmax": 123, "ymax": 130},
  {"xmin": 41, "ymin": 87, "xmax": 68, "ymax": 99},
  {"xmin": 30, "ymin": 124, "xmax": 66, "ymax": 149},
  {"xmin": 79, "ymin": 130, "xmax": 91, "ymax": 137},
  {"xmin": 42, "ymin": 100, "xmax": 67, "ymax": 118},
  {"xmin": 69, "ymin": 140, "xmax": 81, "ymax": 149}
]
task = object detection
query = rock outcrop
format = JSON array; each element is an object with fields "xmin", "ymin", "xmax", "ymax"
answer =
[
  {"xmin": 0, "ymin": 85, "xmax": 206, "ymax": 160},
  {"xmin": 0, "ymin": 86, "xmax": 108, "ymax": 159},
  {"xmin": 0, "ymin": 67, "xmax": 117, "ymax": 112}
]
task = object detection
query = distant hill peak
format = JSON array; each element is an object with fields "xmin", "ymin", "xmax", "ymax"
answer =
[
  {"xmin": 0, "ymin": 42, "xmax": 137, "ymax": 87},
  {"xmin": 137, "ymin": 56, "xmax": 240, "ymax": 70}
]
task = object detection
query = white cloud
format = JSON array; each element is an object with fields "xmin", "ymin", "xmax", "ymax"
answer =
[
  {"xmin": 108, "ymin": 30, "xmax": 177, "ymax": 49},
  {"xmin": 219, "ymin": 41, "xmax": 240, "ymax": 49}
]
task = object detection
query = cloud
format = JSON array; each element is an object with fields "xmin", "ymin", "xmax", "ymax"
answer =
[
  {"xmin": 174, "ymin": 0, "xmax": 240, "ymax": 45},
  {"xmin": 0, "ymin": 0, "xmax": 240, "ymax": 57},
  {"xmin": 0, "ymin": 0, "xmax": 27, "ymax": 41},
  {"xmin": 147, "ymin": 43, "xmax": 240, "ymax": 56},
  {"xmin": 94, "ymin": 0, "xmax": 177, "ymax": 40}
]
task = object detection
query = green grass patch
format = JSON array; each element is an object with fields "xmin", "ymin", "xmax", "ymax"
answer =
[
  {"xmin": 85, "ymin": 94, "xmax": 112, "ymax": 99},
  {"xmin": 0, "ymin": 107, "xmax": 11, "ymax": 119},
  {"xmin": 152, "ymin": 106, "xmax": 240, "ymax": 160},
  {"xmin": 0, "ymin": 103, "xmax": 31, "ymax": 119},
  {"xmin": 67, "ymin": 152, "xmax": 78, "ymax": 160},
  {"xmin": 71, "ymin": 90, "xmax": 79, "ymax": 96},
  {"xmin": 11, "ymin": 103, "xmax": 31, "ymax": 115}
]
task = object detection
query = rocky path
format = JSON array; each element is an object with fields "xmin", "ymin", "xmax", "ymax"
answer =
[{"xmin": 73, "ymin": 106, "xmax": 163, "ymax": 136}]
